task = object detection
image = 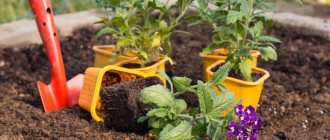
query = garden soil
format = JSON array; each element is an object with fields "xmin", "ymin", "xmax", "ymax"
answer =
[
  {"xmin": 0, "ymin": 23, "xmax": 329, "ymax": 139},
  {"xmin": 101, "ymin": 77, "xmax": 162, "ymax": 134}
]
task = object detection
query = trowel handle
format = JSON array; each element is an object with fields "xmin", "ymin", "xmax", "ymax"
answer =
[{"xmin": 29, "ymin": 0, "xmax": 67, "ymax": 96}]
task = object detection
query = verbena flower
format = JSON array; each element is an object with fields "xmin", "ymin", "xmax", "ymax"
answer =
[
  {"xmin": 228, "ymin": 121, "xmax": 240, "ymax": 138},
  {"xmin": 228, "ymin": 105, "xmax": 263, "ymax": 140},
  {"xmin": 235, "ymin": 104, "xmax": 244, "ymax": 115}
]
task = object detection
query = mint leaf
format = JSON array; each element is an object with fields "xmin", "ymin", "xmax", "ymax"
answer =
[
  {"xmin": 137, "ymin": 116, "xmax": 148, "ymax": 123},
  {"xmin": 147, "ymin": 108, "xmax": 167, "ymax": 118},
  {"xmin": 159, "ymin": 121, "xmax": 192, "ymax": 140},
  {"xmin": 174, "ymin": 99, "xmax": 187, "ymax": 114},
  {"xmin": 173, "ymin": 76, "xmax": 192, "ymax": 93},
  {"xmin": 140, "ymin": 84, "xmax": 174, "ymax": 107}
]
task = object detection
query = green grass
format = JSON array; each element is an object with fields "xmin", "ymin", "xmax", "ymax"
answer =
[{"xmin": 0, "ymin": 0, "xmax": 96, "ymax": 24}]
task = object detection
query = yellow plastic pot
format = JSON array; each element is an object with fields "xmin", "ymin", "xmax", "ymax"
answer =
[
  {"xmin": 78, "ymin": 66, "xmax": 159, "ymax": 122},
  {"xmin": 200, "ymin": 49, "xmax": 260, "ymax": 80},
  {"xmin": 206, "ymin": 60, "xmax": 270, "ymax": 109},
  {"xmin": 114, "ymin": 57, "xmax": 169, "ymax": 83},
  {"xmin": 93, "ymin": 45, "xmax": 136, "ymax": 67}
]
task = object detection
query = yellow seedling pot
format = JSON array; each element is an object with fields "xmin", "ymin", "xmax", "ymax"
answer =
[
  {"xmin": 93, "ymin": 45, "xmax": 136, "ymax": 67},
  {"xmin": 114, "ymin": 57, "xmax": 169, "ymax": 83},
  {"xmin": 206, "ymin": 60, "xmax": 270, "ymax": 109},
  {"xmin": 200, "ymin": 48, "xmax": 260, "ymax": 80},
  {"xmin": 78, "ymin": 66, "xmax": 160, "ymax": 122}
]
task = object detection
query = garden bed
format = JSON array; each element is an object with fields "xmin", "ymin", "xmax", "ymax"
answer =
[{"xmin": 0, "ymin": 23, "xmax": 329, "ymax": 139}]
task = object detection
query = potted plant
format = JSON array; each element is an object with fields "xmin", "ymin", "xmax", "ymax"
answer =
[
  {"xmin": 191, "ymin": 0, "xmax": 280, "ymax": 108},
  {"xmin": 190, "ymin": 0, "xmax": 279, "ymax": 80},
  {"xmin": 138, "ymin": 64, "xmax": 263, "ymax": 139},
  {"xmin": 94, "ymin": 0, "xmax": 193, "ymax": 73}
]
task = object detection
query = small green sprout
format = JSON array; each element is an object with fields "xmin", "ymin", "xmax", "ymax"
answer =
[{"xmin": 139, "ymin": 62, "xmax": 242, "ymax": 139}]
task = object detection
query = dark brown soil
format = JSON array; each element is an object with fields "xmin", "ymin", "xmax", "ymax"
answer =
[
  {"xmin": 100, "ymin": 77, "xmax": 162, "ymax": 134},
  {"xmin": 211, "ymin": 64, "xmax": 263, "ymax": 82},
  {"xmin": 0, "ymin": 22, "xmax": 329, "ymax": 139},
  {"xmin": 122, "ymin": 61, "xmax": 156, "ymax": 69}
]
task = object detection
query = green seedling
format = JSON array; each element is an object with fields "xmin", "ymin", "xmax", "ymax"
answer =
[
  {"xmin": 96, "ymin": 0, "xmax": 193, "ymax": 67},
  {"xmin": 190, "ymin": 0, "xmax": 281, "ymax": 81},
  {"xmin": 139, "ymin": 62, "xmax": 242, "ymax": 140}
]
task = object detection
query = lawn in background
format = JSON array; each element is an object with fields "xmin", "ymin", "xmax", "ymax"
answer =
[{"xmin": 0, "ymin": 0, "xmax": 96, "ymax": 24}]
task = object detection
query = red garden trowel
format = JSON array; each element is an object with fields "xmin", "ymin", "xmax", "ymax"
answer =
[{"xmin": 29, "ymin": 0, "xmax": 84, "ymax": 112}]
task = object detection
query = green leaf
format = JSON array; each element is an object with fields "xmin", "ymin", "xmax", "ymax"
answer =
[
  {"xmin": 191, "ymin": 123, "xmax": 207, "ymax": 136},
  {"xmin": 157, "ymin": 71, "xmax": 173, "ymax": 93},
  {"xmin": 202, "ymin": 41, "xmax": 229, "ymax": 55},
  {"xmin": 211, "ymin": 125, "xmax": 225, "ymax": 140},
  {"xmin": 251, "ymin": 21, "xmax": 264, "ymax": 38},
  {"xmin": 197, "ymin": 81, "xmax": 213, "ymax": 114},
  {"xmin": 259, "ymin": 36, "xmax": 281, "ymax": 43},
  {"xmin": 176, "ymin": 0, "xmax": 194, "ymax": 12},
  {"xmin": 138, "ymin": 51, "xmax": 148, "ymax": 61},
  {"xmin": 173, "ymin": 77, "xmax": 192, "ymax": 93},
  {"xmin": 140, "ymin": 85, "xmax": 174, "ymax": 107},
  {"xmin": 202, "ymin": 43, "xmax": 218, "ymax": 55},
  {"xmin": 259, "ymin": 46, "xmax": 277, "ymax": 61},
  {"xmin": 239, "ymin": 0, "xmax": 250, "ymax": 14},
  {"xmin": 108, "ymin": 53, "xmax": 120, "ymax": 63},
  {"xmin": 236, "ymin": 48, "xmax": 250, "ymax": 57},
  {"xmin": 137, "ymin": 116, "xmax": 148, "ymax": 123},
  {"xmin": 159, "ymin": 121, "xmax": 192, "ymax": 140},
  {"xmin": 117, "ymin": 38, "xmax": 132, "ymax": 47},
  {"xmin": 226, "ymin": 11, "xmax": 243, "ymax": 24},
  {"xmin": 127, "ymin": 17, "xmax": 140, "ymax": 26},
  {"xmin": 239, "ymin": 60, "xmax": 253, "ymax": 81},
  {"xmin": 96, "ymin": 27, "xmax": 117, "ymax": 38},
  {"xmin": 147, "ymin": 108, "xmax": 167, "ymax": 118},
  {"xmin": 209, "ymin": 62, "xmax": 231, "ymax": 84},
  {"xmin": 111, "ymin": 16, "xmax": 126, "ymax": 31},
  {"xmin": 159, "ymin": 20, "xmax": 169, "ymax": 34},
  {"xmin": 174, "ymin": 99, "xmax": 187, "ymax": 114},
  {"xmin": 164, "ymin": 37, "xmax": 172, "ymax": 56},
  {"xmin": 252, "ymin": 15, "xmax": 273, "ymax": 26},
  {"xmin": 151, "ymin": 119, "xmax": 162, "ymax": 128},
  {"xmin": 210, "ymin": 90, "xmax": 235, "ymax": 115}
]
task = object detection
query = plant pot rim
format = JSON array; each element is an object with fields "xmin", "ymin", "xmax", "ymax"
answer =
[
  {"xmin": 199, "ymin": 48, "xmax": 260, "ymax": 59},
  {"xmin": 81, "ymin": 66, "xmax": 149, "ymax": 122},
  {"xmin": 114, "ymin": 56, "xmax": 169, "ymax": 71},
  {"xmin": 206, "ymin": 60, "xmax": 270, "ymax": 86},
  {"xmin": 93, "ymin": 45, "xmax": 137, "ymax": 59}
]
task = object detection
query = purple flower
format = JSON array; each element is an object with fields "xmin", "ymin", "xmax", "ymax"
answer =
[
  {"xmin": 228, "ymin": 121, "xmax": 240, "ymax": 138},
  {"xmin": 244, "ymin": 106, "xmax": 256, "ymax": 116},
  {"xmin": 227, "ymin": 105, "xmax": 263, "ymax": 140},
  {"xmin": 239, "ymin": 112, "xmax": 250, "ymax": 126},
  {"xmin": 235, "ymin": 104, "xmax": 244, "ymax": 115},
  {"xmin": 250, "ymin": 116, "xmax": 263, "ymax": 130},
  {"xmin": 237, "ymin": 128, "xmax": 248, "ymax": 140},
  {"xmin": 247, "ymin": 132, "xmax": 257, "ymax": 140}
]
